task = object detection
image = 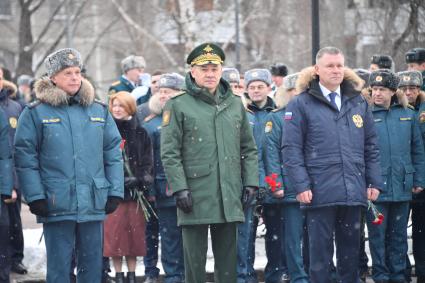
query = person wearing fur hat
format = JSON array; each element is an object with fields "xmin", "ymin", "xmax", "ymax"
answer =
[
  {"xmin": 369, "ymin": 55, "xmax": 394, "ymax": 72},
  {"xmin": 405, "ymin": 48, "xmax": 425, "ymax": 91},
  {"xmin": 14, "ymin": 48, "xmax": 124, "ymax": 283},
  {"xmin": 160, "ymin": 43, "xmax": 259, "ymax": 283},
  {"xmin": 398, "ymin": 70, "xmax": 425, "ymax": 283},
  {"xmin": 239, "ymin": 68, "xmax": 279, "ymax": 283},
  {"xmin": 143, "ymin": 73, "xmax": 185, "ymax": 283},
  {"xmin": 282, "ymin": 47, "xmax": 383, "ymax": 283},
  {"xmin": 109, "ymin": 55, "xmax": 152, "ymax": 105},
  {"xmin": 270, "ymin": 63, "xmax": 288, "ymax": 98},
  {"xmin": 222, "ymin": 67, "xmax": 244, "ymax": 97},
  {"xmin": 368, "ymin": 69, "xmax": 425, "ymax": 283},
  {"xmin": 263, "ymin": 73, "xmax": 309, "ymax": 283},
  {"xmin": 0, "ymin": 69, "xmax": 29, "ymax": 276}
]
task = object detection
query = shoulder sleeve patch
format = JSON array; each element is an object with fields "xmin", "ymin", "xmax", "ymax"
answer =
[{"xmin": 162, "ymin": 110, "xmax": 171, "ymax": 126}]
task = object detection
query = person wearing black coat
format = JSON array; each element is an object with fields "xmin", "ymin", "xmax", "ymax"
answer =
[{"xmin": 104, "ymin": 91, "xmax": 154, "ymax": 283}]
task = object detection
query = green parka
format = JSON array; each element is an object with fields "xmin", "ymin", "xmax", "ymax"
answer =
[{"xmin": 160, "ymin": 74, "xmax": 259, "ymax": 225}]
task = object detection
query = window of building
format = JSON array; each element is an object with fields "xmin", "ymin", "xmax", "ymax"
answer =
[{"xmin": 0, "ymin": 0, "xmax": 12, "ymax": 18}]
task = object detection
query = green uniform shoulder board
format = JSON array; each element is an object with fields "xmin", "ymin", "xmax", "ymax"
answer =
[
  {"xmin": 170, "ymin": 91, "xmax": 186, "ymax": 100},
  {"xmin": 143, "ymin": 113, "xmax": 157, "ymax": 123},
  {"xmin": 111, "ymin": 81, "xmax": 121, "ymax": 87},
  {"xmin": 94, "ymin": 99, "xmax": 107, "ymax": 107},
  {"xmin": 27, "ymin": 100, "xmax": 41, "ymax": 109}
]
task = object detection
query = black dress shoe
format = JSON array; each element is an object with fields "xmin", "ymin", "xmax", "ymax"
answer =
[
  {"xmin": 115, "ymin": 272, "xmax": 125, "ymax": 283},
  {"xmin": 12, "ymin": 262, "xmax": 28, "ymax": 274}
]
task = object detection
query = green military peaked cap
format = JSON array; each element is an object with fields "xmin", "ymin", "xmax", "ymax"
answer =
[{"xmin": 186, "ymin": 43, "xmax": 225, "ymax": 66}]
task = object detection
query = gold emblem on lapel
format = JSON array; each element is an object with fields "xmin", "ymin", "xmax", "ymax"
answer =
[
  {"xmin": 162, "ymin": 110, "xmax": 171, "ymax": 126},
  {"xmin": 9, "ymin": 117, "xmax": 17, "ymax": 129},
  {"xmin": 352, "ymin": 114, "xmax": 363, "ymax": 128}
]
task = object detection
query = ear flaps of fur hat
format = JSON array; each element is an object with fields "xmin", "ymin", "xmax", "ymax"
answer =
[
  {"xmin": 369, "ymin": 69, "xmax": 399, "ymax": 91},
  {"xmin": 44, "ymin": 48, "xmax": 83, "ymax": 77},
  {"xmin": 121, "ymin": 55, "xmax": 146, "ymax": 73}
]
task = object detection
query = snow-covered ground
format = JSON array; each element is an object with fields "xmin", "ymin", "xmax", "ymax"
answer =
[{"xmin": 19, "ymin": 222, "xmax": 415, "ymax": 279}]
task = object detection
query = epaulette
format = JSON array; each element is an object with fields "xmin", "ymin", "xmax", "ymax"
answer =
[
  {"xmin": 272, "ymin": 108, "xmax": 282, "ymax": 112},
  {"xmin": 27, "ymin": 100, "xmax": 41, "ymax": 109},
  {"xmin": 170, "ymin": 91, "xmax": 186, "ymax": 99},
  {"xmin": 246, "ymin": 108, "xmax": 254, "ymax": 114},
  {"xmin": 110, "ymin": 81, "xmax": 121, "ymax": 87},
  {"xmin": 94, "ymin": 99, "xmax": 107, "ymax": 107},
  {"xmin": 143, "ymin": 113, "xmax": 157, "ymax": 123},
  {"xmin": 407, "ymin": 104, "xmax": 415, "ymax": 110}
]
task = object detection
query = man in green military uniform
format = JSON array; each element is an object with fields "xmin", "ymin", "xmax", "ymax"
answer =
[{"xmin": 160, "ymin": 43, "xmax": 259, "ymax": 283}]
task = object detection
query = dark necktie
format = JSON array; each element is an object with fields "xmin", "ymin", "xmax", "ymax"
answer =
[{"xmin": 329, "ymin": 92, "xmax": 339, "ymax": 111}]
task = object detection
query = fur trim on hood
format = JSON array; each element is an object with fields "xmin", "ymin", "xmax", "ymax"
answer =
[
  {"xmin": 274, "ymin": 86, "xmax": 297, "ymax": 109},
  {"xmin": 295, "ymin": 66, "xmax": 364, "ymax": 94},
  {"xmin": 148, "ymin": 93, "xmax": 162, "ymax": 116},
  {"xmin": 416, "ymin": 90, "xmax": 425, "ymax": 104},
  {"xmin": 2, "ymin": 80, "xmax": 17, "ymax": 98},
  {"xmin": 34, "ymin": 77, "xmax": 94, "ymax": 107}
]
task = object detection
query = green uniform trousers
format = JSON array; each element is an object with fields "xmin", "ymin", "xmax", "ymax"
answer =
[{"xmin": 182, "ymin": 222, "xmax": 238, "ymax": 283}]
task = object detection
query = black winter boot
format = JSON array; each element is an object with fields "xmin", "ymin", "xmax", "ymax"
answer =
[
  {"xmin": 127, "ymin": 272, "xmax": 136, "ymax": 283},
  {"xmin": 115, "ymin": 272, "xmax": 125, "ymax": 283}
]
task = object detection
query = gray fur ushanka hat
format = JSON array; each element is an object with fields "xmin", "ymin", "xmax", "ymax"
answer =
[{"xmin": 44, "ymin": 48, "xmax": 83, "ymax": 77}]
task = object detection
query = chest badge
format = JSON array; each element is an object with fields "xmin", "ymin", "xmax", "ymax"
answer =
[
  {"xmin": 352, "ymin": 114, "xmax": 363, "ymax": 128},
  {"xmin": 9, "ymin": 117, "xmax": 17, "ymax": 129},
  {"xmin": 265, "ymin": 121, "xmax": 273, "ymax": 133}
]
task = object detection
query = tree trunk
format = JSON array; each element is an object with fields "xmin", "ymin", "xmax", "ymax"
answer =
[{"xmin": 16, "ymin": 2, "xmax": 34, "ymax": 78}]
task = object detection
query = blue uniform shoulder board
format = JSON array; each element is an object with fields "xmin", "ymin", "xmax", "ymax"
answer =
[
  {"xmin": 94, "ymin": 99, "xmax": 107, "ymax": 107},
  {"xmin": 27, "ymin": 100, "xmax": 41, "ymax": 109}
]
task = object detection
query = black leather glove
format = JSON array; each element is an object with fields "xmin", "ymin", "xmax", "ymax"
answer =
[
  {"xmin": 105, "ymin": 196, "xmax": 121, "ymax": 214},
  {"xmin": 242, "ymin": 186, "xmax": 257, "ymax": 211},
  {"xmin": 124, "ymin": 177, "xmax": 139, "ymax": 190},
  {"xmin": 28, "ymin": 199, "xmax": 49, "ymax": 217},
  {"xmin": 173, "ymin": 189, "xmax": 193, "ymax": 213}
]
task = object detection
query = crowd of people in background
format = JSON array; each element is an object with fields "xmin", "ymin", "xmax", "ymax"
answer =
[{"xmin": 0, "ymin": 44, "xmax": 424, "ymax": 283}]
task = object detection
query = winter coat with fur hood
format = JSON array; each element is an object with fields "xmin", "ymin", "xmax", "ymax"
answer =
[
  {"xmin": 282, "ymin": 67, "xmax": 383, "ymax": 208},
  {"xmin": 371, "ymin": 95, "xmax": 425, "ymax": 202},
  {"xmin": 14, "ymin": 77, "xmax": 123, "ymax": 223}
]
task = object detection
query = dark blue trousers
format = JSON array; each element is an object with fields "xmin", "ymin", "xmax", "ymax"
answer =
[
  {"xmin": 0, "ymin": 204, "xmax": 11, "ymax": 283},
  {"xmin": 7, "ymin": 191, "xmax": 24, "ymax": 265},
  {"xmin": 306, "ymin": 205, "xmax": 362, "ymax": 283},
  {"xmin": 237, "ymin": 204, "xmax": 257, "ymax": 283},
  {"xmin": 158, "ymin": 206, "xmax": 184, "ymax": 283},
  {"xmin": 282, "ymin": 203, "xmax": 308, "ymax": 283},
  {"xmin": 144, "ymin": 202, "xmax": 160, "ymax": 279},
  {"xmin": 412, "ymin": 201, "xmax": 425, "ymax": 277},
  {"xmin": 43, "ymin": 220, "xmax": 103, "ymax": 283},
  {"xmin": 367, "ymin": 202, "xmax": 410, "ymax": 281},
  {"xmin": 263, "ymin": 203, "xmax": 288, "ymax": 283}
]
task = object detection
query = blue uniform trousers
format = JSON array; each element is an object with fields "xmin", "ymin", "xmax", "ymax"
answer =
[
  {"xmin": 282, "ymin": 203, "xmax": 308, "ymax": 283},
  {"xmin": 306, "ymin": 205, "xmax": 362, "ymax": 283},
  {"xmin": 237, "ymin": 204, "xmax": 257, "ymax": 283},
  {"xmin": 144, "ymin": 202, "xmax": 160, "ymax": 279},
  {"xmin": 43, "ymin": 220, "xmax": 103, "ymax": 283},
  {"xmin": 412, "ymin": 201, "xmax": 425, "ymax": 277},
  {"xmin": 158, "ymin": 206, "xmax": 184, "ymax": 283},
  {"xmin": 263, "ymin": 203, "xmax": 288, "ymax": 283},
  {"xmin": 0, "ymin": 204, "xmax": 10, "ymax": 283},
  {"xmin": 367, "ymin": 202, "xmax": 410, "ymax": 281},
  {"xmin": 7, "ymin": 191, "xmax": 24, "ymax": 265}
]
